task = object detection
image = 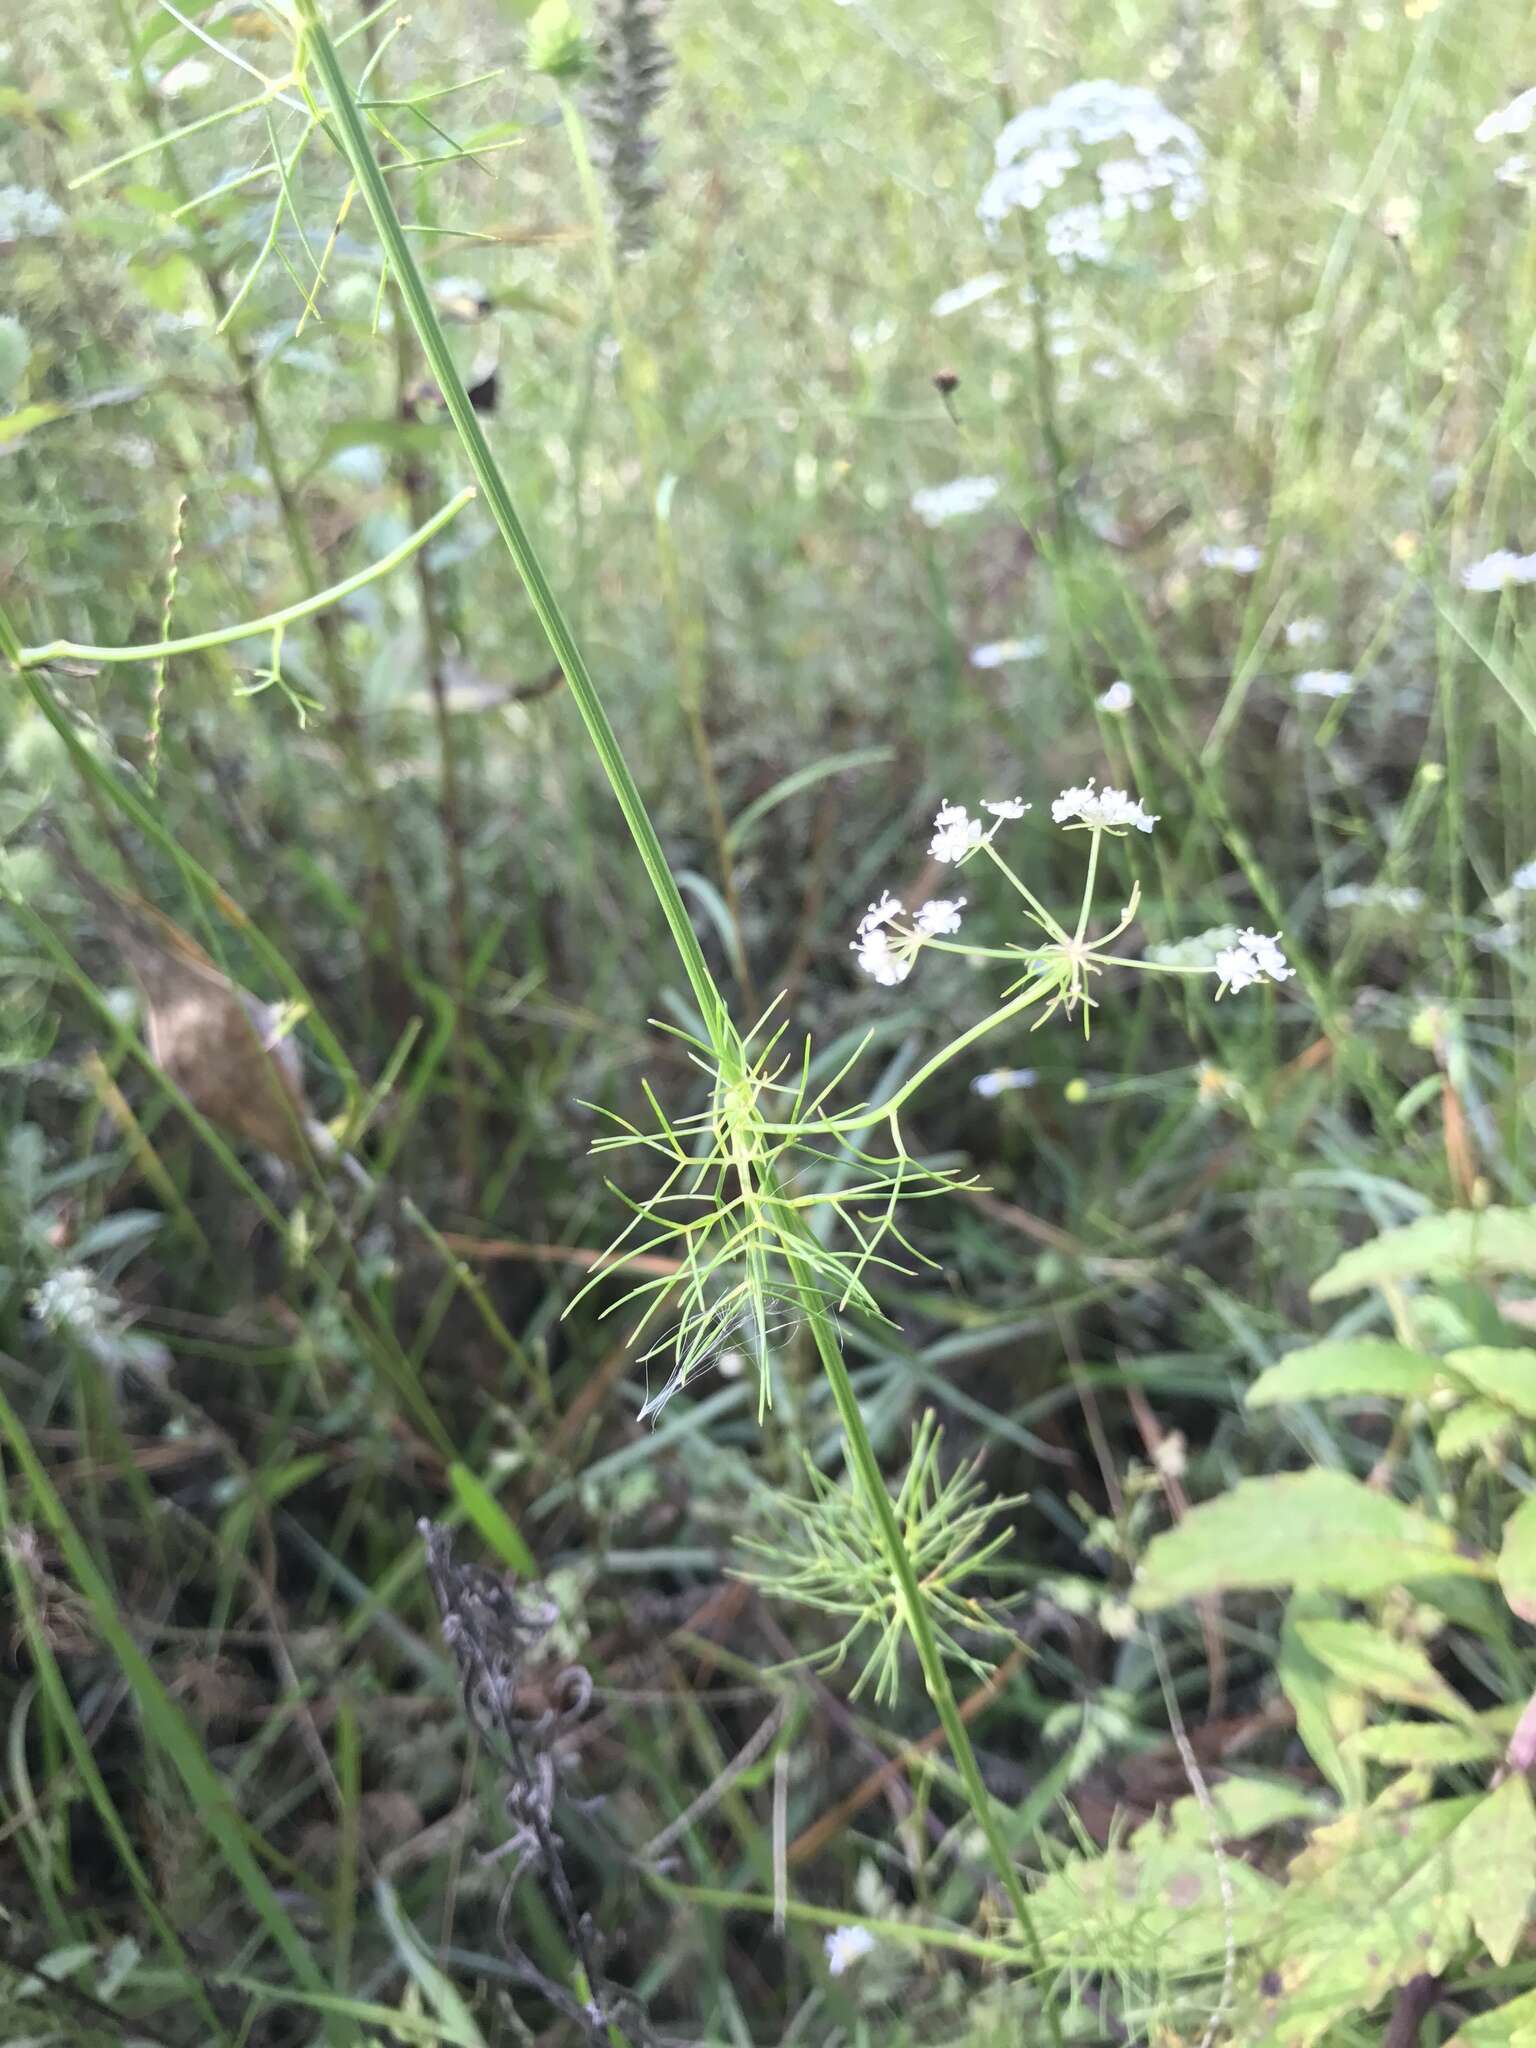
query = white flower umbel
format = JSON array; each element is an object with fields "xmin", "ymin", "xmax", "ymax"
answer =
[
  {"xmin": 910, "ymin": 476, "xmax": 1000, "ymax": 527},
  {"xmin": 1213, "ymin": 928, "xmax": 1295, "ymax": 997},
  {"xmin": 982, "ymin": 797, "xmax": 1030, "ymax": 820},
  {"xmin": 914, "ymin": 897, "xmax": 966, "ymax": 935},
  {"xmin": 1461, "ymin": 549, "xmax": 1536, "ymax": 592},
  {"xmin": 1294, "ymin": 669, "xmax": 1354, "ymax": 699},
  {"xmin": 852, "ymin": 892, "xmax": 913, "ymax": 986},
  {"xmin": 825, "ymin": 1926, "xmax": 877, "ymax": 1976},
  {"xmin": 1097, "ymin": 679, "xmax": 1134, "ymax": 714},
  {"xmin": 1050, "ymin": 779, "xmax": 1158, "ymax": 834},
  {"xmin": 978, "ymin": 81, "xmax": 1205, "ymax": 258},
  {"xmin": 929, "ymin": 802, "xmax": 988, "ymax": 863}
]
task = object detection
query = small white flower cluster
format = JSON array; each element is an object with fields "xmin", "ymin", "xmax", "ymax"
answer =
[
  {"xmin": 1200, "ymin": 542, "xmax": 1263, "ymax": 575},
  {"xmin": 1475, "ymin": 87, "xmax": 1536, "ymax": 144},
  {"xmin": 30, "ymin": 1266, "xmax": 113, "ymax": 1339},
  {"xmin": 929, "ymin": 797, "xmax": 1028, "ymax": 863},
  {"xmin": 1285, "ymin": 616, "xmax": 1328, "ymax": 648},
  {"xmin": 1496, "ymin": 154, "xmax": 1532, "ymax": 187},
  {"xmin": 931, "ymin": 272, "xmax": 1006, "ymax": 318},
  {"xmin": 825, "ymin": 1926, "xmax": 876, "ymax": 1976},
  {"xmin": 1461, "ymin": 549, "xmax": 1536, "ymax": 592},
  {"xmin": 910, "ymin": 475, "xmax": 1000, "ymax": 527},
  {"xmin": 851, "ymin": 888, "xmax": 967, "ymax": 985},
  {"xmin": 977, "ymin": 80, "xmax": 1205, "ymax": 267},
  {"xmin": 1097, "ymin": 679, "xmax": 1134, "ymax": 714},
  {"xmin": 1213, "ymin": 928, "xmax": 1295, "ymax": 996},
  {"xmin": 1293, "ymin": 669, "xmax": 1354, "ymax": 699},
  {"xmin": 0, "ymin": 184, "xmax": 65, "ymax": 240},
  {"xmin": 1050, "ymin": 779, "xmax": 1157, "ymax": 833}
]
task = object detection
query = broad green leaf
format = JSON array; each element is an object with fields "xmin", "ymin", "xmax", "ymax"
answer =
[
  {"xmin": 1345, "ymin": 1721, "xmax": 1500, "ymax": 1768},
  {"xmin": 1438, "ymin": 1398, "xmax": 1517, "ymax": 1461},
  {"xmin": 1312, "ymin": 1207, "xmax": 1536, "ymax": 1301},
  {"xmin": 1499, "ymin": 1493, "xmax": 1536, "ymax": 1624},
  {"xmin": 1446, "ymin": 1347, "xmax": 1536, "ymax": 1420},
  {"xmin": 1229, "ymin": 1793, "xmax": 1479, "ymax": 2044},
  {"xmin": 129, "ymin": 250, "xmax": 199, "ymax": 315},
  {"xmin": 1280, "ymin": 1594, "xmax": 1367, "ymax": 1806},
  {"xmin": 1026, "ymin": 1830, "xmax": 1279, "ymax": 1976},
  {"xmin": 1293, "ymin": 1617, "xmax": 1475, "ymax": 1724},
  {"xmin": 1135, "ymin": 1471, "xmax": 1483, "ymax": 1610},
  {"xmin": 1247, "ymin": 1338, "xmax": 1452, "ymax": 1407},
  {"xmin": 1452, "ymin": 1776, "xmax": 1536, "ymax": 1966}
]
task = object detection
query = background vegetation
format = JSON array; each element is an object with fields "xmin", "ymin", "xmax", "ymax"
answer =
[{"xmin": 3, "ymin": 0, "xmax": 1536, "ymax": 2041}]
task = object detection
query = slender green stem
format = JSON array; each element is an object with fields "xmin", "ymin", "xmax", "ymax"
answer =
[
  {"xmin": 297, "ymin": 5, "xmax": 722, "ymax": 1035},
  {"xmin": 295, "ymin": 16, "xmax": 1057, "ymax": 2011},
  {"xmin": 10, "ymin": 489, "xmax": 474, "ymax": 668}
]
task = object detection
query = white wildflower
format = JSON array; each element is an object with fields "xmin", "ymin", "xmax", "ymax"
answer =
[
  {"xmin": 971, "ymin": 1066, "xmax": 1037, "ymax": 1098},
  {"xmin": 1201, "ymin": 542, "xmax": 1262, "ymax": 575},
  {"xmin": 1476, "ymin": 87, "xmax": 1536, "ymax": 144},
  {"xmin": 1293, "ymin": 669, "xmax": 1353, "ymax": 699},
  {"xmin": 1511, "ymin": 859, "xmax": 1536, "ymax": 894},
  {"xmin": 1213, "ymin": 927, "xmax": 1295, "ymax": 996},
  {"xmin": 1497, "ymin": 153, "xmax": 1532, "ymax": 186},
  {"xmin": 1097, "ymin": 680, "xmax": 1134, "ymax": 714},
  {"xmin": 914, "ymin": 896, "xmax": 965, "ymax": 935},
  {"xmin": 980, "ymin": 81, "xmax": 1204, "ymax": 238},
  {"xmin": 970, "ymin": 635, "xmax": 1046, "ymax": 668},
  {"xmin": 30, "ymin": 1266, "xmax": 112, "ymax": 1337},
  {"xmin": 931, "ymin": 273, "xmax": 1007, "ymax": 318},
  {"xmin": 825, "ymin": 1925, "xmax": 876, "ymax": 1976},
  {"xmin": 929, "ymin": 801, "xmax": 988, "ymax": 864},
  {"xmin": 982, "ymin": 797, "xmax": 1029, "ymax": 819},
  {"xmin": 159, "ymin": 56, "xmax": 213, "ymax": 97},
  {"xmin": 910, "ymin": 476, "xmax": 1000, "ymax": 527},
  {"xmin": 1050, "ymin": 778, "xmax": 1158, "ymax": 834},
  {"xmin": 1285, "ymin": 616, "xmax": 1328, "ymax": 648},
  {"xmin": 1461, "ymin": 549, "xmax": 1536, "ymax": 592},
  {"xmin": 852, "ymin": 892, "xmax": 911, "ymax": 986}
]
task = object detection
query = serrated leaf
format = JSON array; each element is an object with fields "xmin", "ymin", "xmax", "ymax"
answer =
[
  {"xmin": 1345, "ymin": 1721, "xmax": 1501, "ymax": 1768},
  {"xmin": 1445, "ymin": 1347, "xmax": 1536, "ymax": 1419},
  {"xmin": 1438, "ymin": 1398, "xmax": 1517, "ymax": 1461},
  {"xmin": 1280, "ymin": 1594, "xmax": 1367, "ymax": 1805},
  {"xmin": 1230, "ymin": 1793, "xmax": 1478, "ymax": 2044},
  {"xmin": 1499, "ymin": 1493, "xmax": 1536, "ymax": 1624},
  {"xmin": 1294, "ymin": 1617, "xmax": 1473, "ymax": 1723},
  {"xmin": 1134, "ymin": 1471, "xmax": 1483, "ymax": 1611},
  {"xmin": 1452, "ymin": 1776, "xmax": 1536, "ymax": 1966},
  {"xmin": 1248, "ymin": 1339, "xmax": 1452, "ymax": 1407},
  {"xmin": 1312, "ymin": 1207, "xmax": 1536, "ymax": 1301}
]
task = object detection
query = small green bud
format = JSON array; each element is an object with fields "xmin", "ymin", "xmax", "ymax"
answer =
[
  {"xmin": 527, "ymin": 0, "xmax": 590, "ymax": 80},
  {"xmin": 1064, "ymin": 1076, "xmax": 1090, "ymax": 1105}
]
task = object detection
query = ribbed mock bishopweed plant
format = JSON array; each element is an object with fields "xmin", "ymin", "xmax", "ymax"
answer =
[{"xmin": 582, "ymin": 780, "xmax": 1293, "ymax": 1420}]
